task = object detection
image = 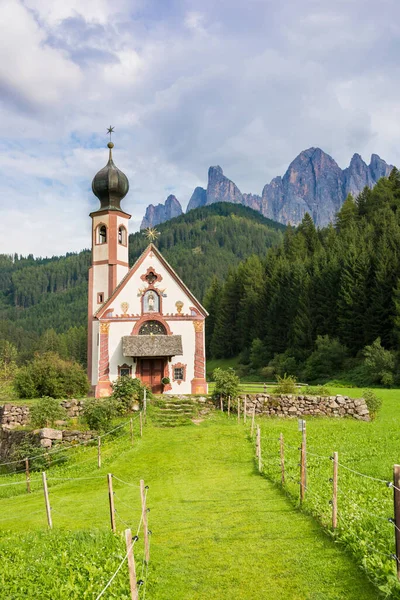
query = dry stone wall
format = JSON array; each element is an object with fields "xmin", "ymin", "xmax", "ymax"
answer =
[
  {"xmin": 239, "ymin": 394, "xmax": 370, "ymax": 421},
  {"xmin": 0, "ymin": 400, "xmax": 84, "ymax": 430}
]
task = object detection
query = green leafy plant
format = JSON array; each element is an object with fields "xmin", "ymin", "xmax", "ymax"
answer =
[
  {"xmin": 212, "ymin": 367, "xmax": 240, "ymax": 405},
  {"xmin": 14, "ymin": 352, "xmax": 89, "ymax": 399},
  {"xmin": 363, "ymin": 389, "xmax": 383, "ymax": 420},
  {"xmin": 363, "ymin": 338, "xmax": 395, "ymax": 387},
  {"xmin": 162, "ymin": 377, "xmax": 170, "ymax": 385},
  {"xmin": 273, "ymin": 373, "xmax": 297, "ymax": 394},
  {"xmin": 82, "ymin": 398, "xmax": 116, "ymax": 432},
  {"xmin": 305, "ymin": 385, "xmax": 332, "ymax": 396},
  {"xmin": 111, "ymin": 376, "xmax": 151, "ymax": 414},
  {"xmin": 30, "ymin": 396, "xmax": 67, "ymax": 428}
]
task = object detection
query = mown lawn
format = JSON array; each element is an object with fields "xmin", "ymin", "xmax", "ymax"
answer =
[{"xmin": 0, "ymin": 409, "xmax": 381, "ymax": 599}]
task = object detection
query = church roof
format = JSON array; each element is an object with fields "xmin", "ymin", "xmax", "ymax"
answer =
[
  {"xmin": 122, "ymin": 334, "xmax": 183, "ymax": 357},
  {"xmin": 91, "ymin": 142, "xmax": 130, "ymax": 215},
  {"xmin": 95, "ymin": 243, "xmax": 208, "ymax": 319}
]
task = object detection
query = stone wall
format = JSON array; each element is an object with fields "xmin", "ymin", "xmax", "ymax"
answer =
[
  {"xmin": 239, "ymin": 394, "xmax": 370, "ymax": 421},
  {"xmin": 0, "ymin": 400, "xmax": 84, "ymax": 430},
  {"xmin": 0, "ymin": 427, "xmax": 96, "ymax": 461}
]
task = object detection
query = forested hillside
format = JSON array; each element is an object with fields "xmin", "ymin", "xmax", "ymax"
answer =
[
  {"xmin": 205, "ymin": 170, "xmax": 400, "ymax": 383},
  {"xmin": 0, "ymin": 203, "xmax": 284, "ymax": 364}
]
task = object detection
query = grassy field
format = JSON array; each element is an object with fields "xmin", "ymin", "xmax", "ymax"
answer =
[{"xmin": 0, "ymin": 405, "xmax": 384, "ymax": 599}]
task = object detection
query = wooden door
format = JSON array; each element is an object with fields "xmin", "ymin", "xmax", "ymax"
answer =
[{"xmin": 140, "ymin": 359, "xmax": 163, "ymax": 394}]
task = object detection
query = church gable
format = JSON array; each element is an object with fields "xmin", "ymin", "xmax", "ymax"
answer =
[{"xmin": 96, "ymin": 244, "xmax": 207, "ymax": 319}]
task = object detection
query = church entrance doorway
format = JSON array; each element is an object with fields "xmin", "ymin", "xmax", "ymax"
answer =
[{"xmin": 140, "ymin": 358, "xmax": 164, "ymax": 394}]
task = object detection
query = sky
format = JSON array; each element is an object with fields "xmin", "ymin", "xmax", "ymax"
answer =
[{"xmin": 1, "ymin": 0, "xmax": 400, "ymax": 256}]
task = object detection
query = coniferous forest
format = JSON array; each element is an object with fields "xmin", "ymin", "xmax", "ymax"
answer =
[{"xmin": 205, "ymin": 169, "xmax": 400, "ymax": 384}]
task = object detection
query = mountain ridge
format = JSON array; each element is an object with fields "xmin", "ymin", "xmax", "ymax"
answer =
[{"xmin": 140, "ymin": 147, "xmax": 393, "ymax": 229}]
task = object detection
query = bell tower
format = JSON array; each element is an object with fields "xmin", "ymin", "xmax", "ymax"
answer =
[{"xmin": 88, "ymin": 129, "xmax": 131, "ymax": 385}]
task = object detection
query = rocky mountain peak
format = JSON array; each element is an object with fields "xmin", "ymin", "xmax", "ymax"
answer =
[
  {"xmin": 207, "ymin": 165, "xmax": 243, "ymax": 205},
  {"xmin": 140, "ymin": 194, "xmax": 183, "ymax": 230}
]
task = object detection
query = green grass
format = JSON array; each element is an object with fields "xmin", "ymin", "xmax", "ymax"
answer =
[
  {"xmin": 257, "ymin": 386, "xmax": 400, "ymax": 597},
  {"xmin": 0, "ymin": 408, "xmax": 382, "ymax": 599}
]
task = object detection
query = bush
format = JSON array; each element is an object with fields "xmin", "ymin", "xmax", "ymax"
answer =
[
  {"xmin": 212, "ymin": 368, "xmax": 240, "ymax": 404},
  {"xmin": 304, "ymin": 385, "xmax": 332, "ymax": 396},
  {"xmin": 303, "ymin": 335, "xmax": 348, "ymax": 381},
  {"xmin": 14, "ymin": 352, "xmax": 89, "ymax": 399},
  {"xmin": 267, "ymin": 352, "xmax": 298, "ymax": 378},
  {"xmin": 82, "ymin": 398, "xmax": 116, "ymax": 432},
  {"xmin": 363, "ymin": 389, "xmax": 383, "ymax": 420},
  {"xmin": 30, "ymin": 396, "xmax": 66, "ymax": 428},
  {"xmin": 10, "ymin": 436, "xmax": 49, "ymax": 472},
  {"xmin": 273, "ymin": 373, "xmax": 297, "ymax": 394},
  {"xmin": 111, "ymin": 376, "xmax": 151, "ymax": 415},
  {"xmin": 363, "ymin": 338, "xmax": 395, "ymax": 386}
]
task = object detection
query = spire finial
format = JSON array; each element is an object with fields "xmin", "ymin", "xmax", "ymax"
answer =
[{"xmin": 106, "ymin": 126, "xmax": 115, "ymax": 159}]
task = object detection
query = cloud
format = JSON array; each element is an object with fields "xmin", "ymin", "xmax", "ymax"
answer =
[{"xmin": 1, "ymin": 0, "xmax": 400, "ymax": 255}]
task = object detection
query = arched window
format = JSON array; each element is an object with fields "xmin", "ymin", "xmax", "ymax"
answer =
[
  {"xmin": 139, "ymin": 320, "xmax": 167, "ymax": 335},
  {"xmin": 118, "ymin": 226, "xmax": 127, "ymax": 245},
  {"xmin": 97, "ymin": 224, "xmax": 107, "ymax": 244},
  {"xmin": 143, "ymin": 290, "xmax": 160, "ymax": 313}
]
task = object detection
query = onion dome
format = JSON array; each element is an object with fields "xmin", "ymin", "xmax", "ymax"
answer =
[{"xmin": 91, "ymin": 142, "xmax": 129, "ymax": 212}]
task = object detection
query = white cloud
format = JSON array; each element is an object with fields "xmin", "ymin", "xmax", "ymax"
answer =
[{"xmin": 1, "ymin": 0, "xmax": 400, "ymax": 256}]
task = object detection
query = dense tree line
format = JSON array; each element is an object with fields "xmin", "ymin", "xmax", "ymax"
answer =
[{"xmin": 205, "ymin": 170, "xmax": 400, "ymax": 383}]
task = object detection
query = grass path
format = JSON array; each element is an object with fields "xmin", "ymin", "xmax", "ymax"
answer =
[
  {"xmin": 136, "ymin": 414, "xmax": 378, "ymax": 599},
  {"xmin": 0, "ymin": 413, "xmax": 380, "ymax": 599}
]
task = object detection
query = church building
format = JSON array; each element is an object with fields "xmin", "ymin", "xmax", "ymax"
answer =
[{"xmin": 87, "ymin": 137, "xmax": 208, "ymax": 397}]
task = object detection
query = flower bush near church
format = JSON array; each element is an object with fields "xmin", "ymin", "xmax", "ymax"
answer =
[{"xmin": 111, "ymin": 376, "xmax": 152, "ymax": 414}]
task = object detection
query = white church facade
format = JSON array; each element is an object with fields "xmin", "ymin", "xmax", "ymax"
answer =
[{"xmin": 87, "ymin": 138, "xmax": 208, "ymax": 397}]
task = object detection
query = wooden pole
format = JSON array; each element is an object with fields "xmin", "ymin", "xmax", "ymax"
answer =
[
  {"xmin": 108, "ymin": 473, "xmax": 116, "ymax": 533},
  {"xmin": 255, "ymin": 425, "xmax": 259, "ymax": 458},
  {"xmin": 228, "ymin": 395, "xmax": 231, "ymax": 417},
  {"xmin": 393, "ymin": 464, "xmax": 400, "ymax": 579},
  {"xmin": 257, "ymin": 425, "xmax": 262, "ymax": 473},
  {"xmin": 237, "ymin": 398, "xmax": 240, "ymax": 423},
  {"xmin": 220, "ymin": 394, "xmax": 223, "ymax": 412},
  {"xmin": 251, "ymin": 406, "xmax": 255, "ymax": 438},
  {"xmin": 302, "ymin": 420, "xmax": 307, "ymax": 491},
  {"xmin": 130, "ymin": 418, "xmax": 134, "ymax": 446},
  {"xmin": 42, "ymin": 472, "xmax": 52, "ymax": 529},
  {"xmin": 244, "ymin": 398, "xmax": 247, "ymax": 424},
  {"xmin": 332, "ymin": 451, "xmax": 338, "ymax": 529},
  {"xmin": 140, "ymin": 412, "xmax": 143, "ymax": 437},
  {"xmin": 300, "ymin": 441, "xmax": 305, "ymax": 503},
  {"xmin": 97, "ymin": 437, "xmax": 101, "ymax": 469},
  {"xmin": 280, "ymin": 433, "xmax": 285, "ymax": 486},
  {"xmin": 143, "ymin": 389, "xmax": 147, "ymax": 424},
  {"xmin": 125, "ymin": 528, "xmax": 138, "ymax": 600},
  {"xmin": 140, "ymin": 479, "xmax": 150, "ymax": 563},
  {"xmin": 25, "ymin": 458, "xmax": 31, "ymax": 494}
]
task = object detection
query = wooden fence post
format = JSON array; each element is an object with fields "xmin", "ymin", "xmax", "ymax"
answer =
[
  {"xmin": 140, "ymin": 479, "xmax": 150, "ymax": 563},
  {"xmin": 257, "ymin": 426, "xmax": 262, "ymax": 473},
  {"xmin": 244, "ymin": 398, "xmax": 247, "ymax": 424},
  {"xmin": 237, "ymin": 398, "xmax": 240, "ymax": 423},
  {"xmin": 25, "ymin": 458, "xmax": 31, "ymax": 494},
  {"xmin": 280, "ymin": 433, "xmax": 285, "ymax": 486},
  {"xmin": 220, "ymin": 394, "xmax": 223, "ymax": 412},
  {"xmin": 393, "ymin": 464, "xmax": 400, "ymax": 579},
  {"xmin": 300, "ymin": 442, "xmax": 305, "ymax": 503},
  {"xmin": 251, "ymin": 406, "xmax": 255, "ymax": 438},
  {"xmin": 143, "ymin": 388, "xmax": 147, "ymax": 424},
  {"xmin": 125, "ymin": 528, "xmax": 138, "ymax": 600},
  {"xmin": 42, "ymin": 472, "xmax": 52, "ymax": 529},
  {"xmin": 130, "ymin": 418, "xmax": 134, "ymax": 446},
  {"xmin": 255, "ymin": 425, "xmax": 259, "ymax": 457},
  {"xmin": 108, "ymin": 473, "xmax": 116, "ymax": 533},
  {"xmin": 332, "ymin": 451, "xmax": 338, "ymax": 529},
  {"xmin": 140, "ymin": 412, "xmax": 143, "ymax": 437},
  {"xmin": 228, "ymin": 395, "xmax": 231, "ymax": 418},
  {"xmin": 98, "ymin": 437, "xmax": 101, "ymax": 469},
  {"xmin": 302, "ymin": 420, "xmax": 307, "ymax": 491}
]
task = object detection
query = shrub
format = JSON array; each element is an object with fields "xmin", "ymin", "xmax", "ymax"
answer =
[
  {"xmin": 273, "ymin": 373, "xmax": 297, "ymax": 394},
  {"xmin": 14, "ymin": 352, "xmax": 89, "ymax": 399},
  {"xmin": 304, "ymin": 385, "xmax": 332, "ymax": 396},
  {"xmin": 212, "ymin": 368, "xmax": 240, "ymax": 404},
  {"xmin": 111, "ymin": 376, "xmax": 151, "ymax": 415},
  {"xmin": 82, "ymin": 398, "xmax": 116, "ymax": 432},
  {"xmin": 363, "ymin": 389, "xmax": 383, "ymax": 420},
  {"xmin": 10, "ymin": 436, "xmax": 49, "ymax": 472},
  {"xmin": 363, "ymin": 338, "xmax": 395, "ymax": 386},
  {"xmin": 267, "ymin": 352, "xmax": 298, "ymax": 378},
  {"xmin": 249, "ymin": 338, "xmax": 266, "ymax": 370},
  {"xmin": 30, "ymin": 396, "xmax": 66, "ymax": 428},
  {"xmin": 303, "ymin": 335, "xmax": 348, "ymax": 381}
]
